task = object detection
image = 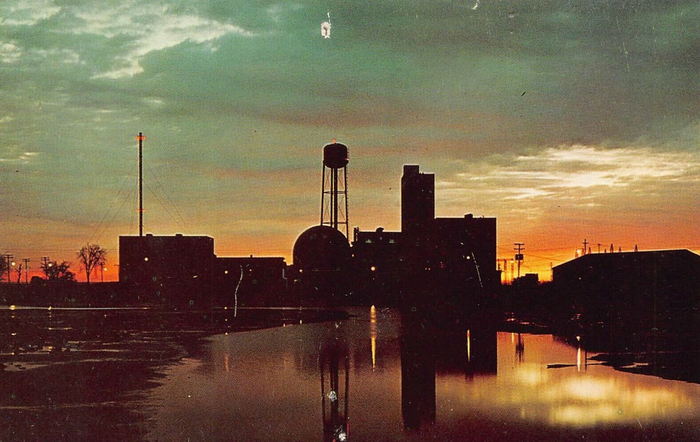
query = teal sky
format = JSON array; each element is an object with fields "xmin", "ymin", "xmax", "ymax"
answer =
[{"xmin": 1, "ymin": 0, "xmax": 698, "ymax": 278}]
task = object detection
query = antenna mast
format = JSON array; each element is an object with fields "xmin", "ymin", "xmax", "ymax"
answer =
[{"xmin": 137, "ymin": 132, "xmax": 145, "ymax": 237}]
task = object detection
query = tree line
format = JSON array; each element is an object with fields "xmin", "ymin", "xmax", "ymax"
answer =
[{"xmin": 1, "ymin": 243, "xmax": 107, "ymax": 284}]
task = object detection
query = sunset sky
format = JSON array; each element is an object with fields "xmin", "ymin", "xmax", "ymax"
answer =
[{"xmin": 1, "ymin": 0, "xmax": 698, "ymax": 281}]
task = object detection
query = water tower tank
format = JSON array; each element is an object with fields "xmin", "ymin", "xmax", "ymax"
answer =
[{"xmin": 323, "ymin": 143, "xmax": 348, "ymax": 169}]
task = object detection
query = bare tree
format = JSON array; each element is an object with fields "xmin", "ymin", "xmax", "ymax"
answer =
[
  {"xmin": 41, "ymin": 260, "xmax": 75, "ymax": 281},
  {"xmin": 14, "ymin": 263, "xmax": 23, "ymax": 284},
  {"xmin": 0, "ymin": 257, "xmax": 7, "ymax": 283},
  {"xmin": 77, "ymin": 244, "xmax": 107, "ymax": 284}
]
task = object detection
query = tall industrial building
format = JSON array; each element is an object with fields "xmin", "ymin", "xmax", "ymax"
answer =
[{"xmin": 401, "ymin": 165, "xmax": 434, "ymax": 236}]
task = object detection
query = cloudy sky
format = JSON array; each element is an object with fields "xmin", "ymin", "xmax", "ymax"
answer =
[{"xmin": 1, "ymin": 0, "xmax": 698, "ymax": 280}]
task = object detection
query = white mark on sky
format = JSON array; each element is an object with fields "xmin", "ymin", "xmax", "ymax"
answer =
[{"xmin": 321, "ymin": 12, "xmax": 331, "ymax": 39}]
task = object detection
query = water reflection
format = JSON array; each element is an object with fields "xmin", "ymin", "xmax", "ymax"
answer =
[
  {"xmin": 319, "ymin": 340, "xmax": 350, "ymax": 441},
  {"xmin": 400, "ymin": 327, "xmax": 435, "ymax": 430},
  {"xmin": 146, "ymin": 307, "xmax": 700, "ymax": 441},
  {"xmin": 369, "ymin": 305, "xmax": 377, "ymax": 370}
]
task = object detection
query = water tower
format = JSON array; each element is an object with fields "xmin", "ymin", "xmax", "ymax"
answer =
[
  {"xmin": 320, "ymin": 141, "xmax": 349, "ymax": 237},
  {"xmin": 291, "ymin": 141, "xmax": 351, "ymax": 300}
]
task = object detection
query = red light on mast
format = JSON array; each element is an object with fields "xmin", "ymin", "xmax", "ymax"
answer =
[{"xmin": 136, "ymin": 133, "xmax": 145, "ymax": 141}]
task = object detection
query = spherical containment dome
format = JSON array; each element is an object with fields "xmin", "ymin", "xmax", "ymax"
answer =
[
  {"xmin": 323, "ymin": 143, "xmax": 348, "ymax": 169},
  {"xmin": 293, "ymin": 225, "xmax": 350, "ymax": 272}
]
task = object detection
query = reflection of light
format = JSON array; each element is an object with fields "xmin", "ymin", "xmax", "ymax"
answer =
[
  {"xmin": 564, "ymin": 378, "xmax": 612, "ymax": 401},
  {"xmin": 370, "ymin": 305, "xmax": 377, "ymax": 369},
  {"xmin": 224, "ymin": 353, "xmax": 230, "ymax": 372},
  {"xmin": 516, "ymin": 365, "xmax": 548, "ymax": 386},
  {"xmin": 328, "ymin": 390, "xmax": 338, "ymax": 402},
  {"xmin": 466, "ymin": 329, "xmax": 471, "ymax": 362},
  {"xmin": 576, "ymin": 347, "xmax": 582, "ymax": 372},
  {"xmin": 484, "ymin": 332, "xmax": 696, "ymax": 428},
  {"xmin": 552, "ymin": 404, "xmax": 618, "ymax": 425}
]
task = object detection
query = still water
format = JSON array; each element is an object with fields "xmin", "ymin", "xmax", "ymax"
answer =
[{"xmin": 146, "ymin": 307, "xmax": 700, "ymax": 441}]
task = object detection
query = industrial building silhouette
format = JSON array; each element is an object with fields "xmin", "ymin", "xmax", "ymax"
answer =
[
  {"xmin": 119, "ymin": 234, "xmax": 287, "ymax": 306},
  {"xmin": 119, "ymin": 141, "xmax": 498, "ymax": 308},
  {"xmin": 348, "ymin": 165, "xmax": 497, "ymax": 308},
  {"xmin": 291, "ymin": 144, "xmax": 498, "ymax": 308},
  {"xmin": 553, "ymin": 249, "xmax": 700, "ymax": 326}
]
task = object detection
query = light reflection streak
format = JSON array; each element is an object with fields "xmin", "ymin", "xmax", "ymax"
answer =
[
  {"xmin": 576, "ymin": 346, "xmax": 582, "ymax": 372},
  {"xmin": 466, "ymin": 329, "xmax": 471, "ymax": 362},
  {"xmin": 370, "ymin": 305, "xmax": 377, "ymax": 370}
]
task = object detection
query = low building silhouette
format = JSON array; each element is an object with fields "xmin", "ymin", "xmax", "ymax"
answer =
[
  {"xmin": 553, "ymin": 249, "xmax": 700, "ymax": 327},
  {"xmin": 217, "ymin": 256, "xmax": 287, "ymax": 306},
  {"xmin": 119, "ymin": 234, "xmax": 286, "ymax": 306},
  {"xmin": 351, "ymin": 227, "xmax": 404, "ymax": 304},
  {"xmin": 513, "ymin": 273, "xmax": 539, "ymax": 289},
  {"xmin": 119, "ymin": 234, "xmax": 216, "ymax": 305}
]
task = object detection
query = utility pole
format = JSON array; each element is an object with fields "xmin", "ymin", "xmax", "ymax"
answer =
[
  {"xmin": 41, "ymin": 256, "xmax": 50, "ymax": 279},
  {"xmin": 597, "ymin": 243, "xmax": 601, "ymax": 253},
  {"xmin": 514, "ymin": 243, "xmax": 524, "ymax": 280},
  {"xmin": 3, "ymin": 254, "xmax": 13, "ymax": 283},
  {"xmin": 137, "ymin": 132, "xmax": 145, "ymax": 237},
  {"xmin": 23, "ymin": 258, "xmax": 30, "ymax": 284},
  {"xmin": 582, "ymin": 239, "xmax": 589, "ymax": 255}
]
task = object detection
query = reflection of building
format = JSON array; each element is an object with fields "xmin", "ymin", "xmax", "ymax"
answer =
[
  {"xmin": 553, "ymin": 249, "xmax": 700, "ymax": 320},
  {"xmin": 465, "ymin": 327, "xmax": 498, "ymax": 376},
  {"xmin": 119, "ymin": 234, "xmax": 286, "ymax": 306},
  {"xmin": 400, "ymin": 332, "xmax": 436, "ymax": 430},
  {"xmin": 319, "ymin": 340, "xmax": 350, "ymax": 442},
  {"xmin": 433, "ymin": 327, "xmax": 498, "ymax": 377}
]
